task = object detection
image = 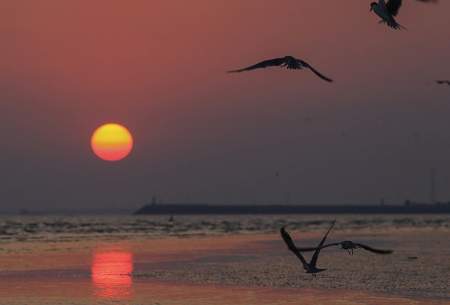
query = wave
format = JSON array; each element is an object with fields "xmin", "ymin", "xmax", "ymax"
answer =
[{"xmin": 0, "ymin": 214, "xmax": 449, "ymax": 243}]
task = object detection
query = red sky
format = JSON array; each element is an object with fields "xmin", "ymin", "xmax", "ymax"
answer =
[{"xmin": 1, "ymin": 0, "xmax": 450, "ymax": 211}]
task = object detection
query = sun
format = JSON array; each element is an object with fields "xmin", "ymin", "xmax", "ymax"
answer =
[{"xmin": 91, "ymin": 123, "xmax": 133, "ymax": 162}]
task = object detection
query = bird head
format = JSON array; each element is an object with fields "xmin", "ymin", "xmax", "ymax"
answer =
[
  {"xmin": 283, "ymin": 56, "xmax": 301, "ymax": 69},
  {"xmin": 370, "ymin": 2, "xmax": 377, "ymax": 11}
]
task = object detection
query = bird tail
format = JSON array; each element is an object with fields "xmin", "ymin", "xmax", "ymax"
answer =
[
  {"xmin": 380, "ymin": 19, "xmax": 407, "ymax": 30},
  {"xmin": 397, "ymin": 22, "xmax": 407, "ymax": 30}
]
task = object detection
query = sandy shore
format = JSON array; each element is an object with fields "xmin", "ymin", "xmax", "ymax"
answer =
[{"xmin": 0, "ymin": 228, "xmax": 449, "ymax": 304}]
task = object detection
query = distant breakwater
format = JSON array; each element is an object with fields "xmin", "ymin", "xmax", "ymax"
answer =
[{"xmin": 134, "ymin": 203, "xmax": 450, "ymax": 215}]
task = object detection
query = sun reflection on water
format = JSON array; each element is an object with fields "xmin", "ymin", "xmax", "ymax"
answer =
[{"xmin": 91, "ymin": 251, "xmax": 133, "ymax": 300}]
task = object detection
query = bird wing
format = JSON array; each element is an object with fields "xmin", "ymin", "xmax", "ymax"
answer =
[
  {"xmin": 295, "ymin": 242, "xmax": 340, "ymax": 252},
  {"xmin": 355, "ymin": 243, "xmax": 393, "ymax": 254},
  {"xmin": 310, "ymin": 220, "xmax": 336, "ymax": 267},
  {"xmin": 300, "ymin": 60, "xmax": 333, "ymax": 82},
  {"xmin": 280, "ymin": 227, "xmax": 309, "ymax": 271},
  {"xmin": 228, "ymin": 58, "xmax": 286, "ymax": 73},
  {"xmin": 436, "ymin": 80, "xmax": 450, "ymax": 84},
  {"xmin": 386, "ymin": 0, "xmax": 402, "ymax": 16},
  {"xmin": 378, "ymin": 0, "xmax": 388, "ymax": 10}
]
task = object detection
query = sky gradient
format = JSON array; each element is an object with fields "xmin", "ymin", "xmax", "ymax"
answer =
[{"xmin": 1, "ymin": 0, "xmax": 450, "ymax": 212}]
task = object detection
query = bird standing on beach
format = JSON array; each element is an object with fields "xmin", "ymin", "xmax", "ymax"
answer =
[
  {"xmin": 228, "ymin": 56, "xmax": 333, "ymax": 82},
  {"xmin": 295, "ymin": 240, "xmax": 393, "ymax": 255},
  {"xmin": 280, "ymin": 221, "xmax": 335, "ymax": 275}
]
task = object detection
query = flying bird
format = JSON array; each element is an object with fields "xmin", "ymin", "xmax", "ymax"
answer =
[
  {"xmin": 436, "ymin": 80, "xmax": 450, "ymax": 86},
  {"xmin": 370, "ymin": 0, "xmax": 438, "ymax": 29},
  {"xmin": 228, "ymin": 56, "xmax": 333, "ymax": 82},
  {"xmin": 370, "ymin": 0, "xmax": 405, "ymax": 30},
  {"xmin": 295, "ymin": 240, "xmax": 393, "ymax": 255},
  {"xmin": 280, "ymin": 221, "xmax": 335, "ymax": 275}
]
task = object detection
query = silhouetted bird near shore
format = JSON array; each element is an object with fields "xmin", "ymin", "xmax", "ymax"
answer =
[
  {"xmin": 436, "ymin": 80, "xmax": 450, "ymax": 86},
  {"xmin": 280, "ymin": 221, "xmax": 335, "ymax": 275},
  {"xmin": 295, "ymin": 240, "xmax": 393, "ymax": 255},
  {"xmin": 228, "ymin": 56, "xmax": 333, "ymax": 82}
]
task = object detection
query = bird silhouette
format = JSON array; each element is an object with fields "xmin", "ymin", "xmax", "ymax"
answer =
[
  {"xmin": 370, "ymin": 0, "xmax": 437, "ymax": 30},
  {"xmin": 280, "ymin": 221, "xmax": 336, "ymax": 275},
  {"xmin": 295, "ymin": 240, "xmax": 393, "ymax": 255},
  {"xmin": 370, "ymin": 0, "xmax": 405, "ymax": 29},
  {"xmin": 228, "ymin": 56, "xmax": 333, "ymax": 82},
  {"xmin": 436, "ymin": 80, "xmax": 450, "ymax": 86}
]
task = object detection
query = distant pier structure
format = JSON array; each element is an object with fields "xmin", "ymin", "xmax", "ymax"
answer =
[{"xmin": 133, "ymin": 203, "xmax": 450, "ymax": 215}]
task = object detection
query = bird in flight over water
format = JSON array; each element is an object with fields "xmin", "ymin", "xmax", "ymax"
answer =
[
  {"xmin": 280, "ymin": 220, "xmax": 336, "ymax": 275},
  {"xmin": 295, "ymin": 240, "xmax": 393, "ymax": 255},
  {"xmin": 436, "ymin": 80, "xmax": 450, "ymax": 86},
  {"xmin": 228, "ymin": 56, "xmax": 333, "ymax": 83}
]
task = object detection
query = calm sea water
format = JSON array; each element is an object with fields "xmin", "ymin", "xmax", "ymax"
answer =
[{"xmin": 0, "ymin": 214, "xmax": 449, "ymax": 243}]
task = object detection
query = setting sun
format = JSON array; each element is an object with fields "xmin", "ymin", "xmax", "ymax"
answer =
[{"xmin": 91, "ymin": 123, "xmax": 133, "ymax": 162}]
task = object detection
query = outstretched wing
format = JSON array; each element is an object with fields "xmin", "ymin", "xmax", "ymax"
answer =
[
  {"xmin": 228, "ymin": 58, "xmax": 286, "ymax": 73},
  {"xmin": 355, "ymin": 243, "xmax": 393, "ymax": 254},
  {"xmin": 280, "ymin": 227, "xmax": 309, "ymax": 271},
  {"xmin": 300, "ymin": 60, "xmax": 333, "ymax": 82},
  {"xmin": 310, "ymin": 220, "xmax": 336, "ymax": 267},
  {"xmin": 436, "ymin": 80, "xmax": 450, "ymax": 85},
  {"xmin": 295, "ymin": 242, "xmax": 340, "ymax": 252},
  {"xmin": 386, "ymin": 0, "xmax": 402, "ymax": 16}
]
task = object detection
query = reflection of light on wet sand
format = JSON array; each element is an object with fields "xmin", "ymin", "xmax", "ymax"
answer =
[
  {"xmin": 91, "ymin": 251, "xmax": 133, "ymax": 300},
  {"xmin": 0, "ymin": 279, "xmax": 442, "ymax": 305},
  {"xmin": 130, "ymin": 282, "xmax": 438, "ymax": 305}
]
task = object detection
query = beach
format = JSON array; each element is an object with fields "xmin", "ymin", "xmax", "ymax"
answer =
[{"xmin": 0, "ymin": 215, "xmax": 449, "ymax": 304}]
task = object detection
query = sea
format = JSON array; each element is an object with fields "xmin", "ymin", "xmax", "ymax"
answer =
[{"xmin": 1, "ymin": 214, "xmax": 449, "ymax": 243}]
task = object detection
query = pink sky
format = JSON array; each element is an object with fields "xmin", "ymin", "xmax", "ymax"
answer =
[{"xmin": 1, "ymin": 0, "xmax": 450, "ymax": 211}]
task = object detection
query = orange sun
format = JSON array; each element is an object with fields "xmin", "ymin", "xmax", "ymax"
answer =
[{"xmin": 91, "ymin": 123, "xmax": 133, "ymax": 162}]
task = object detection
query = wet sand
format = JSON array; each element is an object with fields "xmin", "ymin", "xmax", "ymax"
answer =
[
  {"xmin": 1, "ymin": 279, "xmax": 446, "ymax": 305},
  {"xmin": 0, "ymin": 228, "xmax": 449, "ymax": 304}
]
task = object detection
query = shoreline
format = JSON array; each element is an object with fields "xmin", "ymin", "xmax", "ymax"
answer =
[
  {"xmin": 0, "ymin": 275, "xmax": 448, "ymax": 305},
  {"xmin": 0, "ymin": 228, "xmax": 449, "ymax": 304}
]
